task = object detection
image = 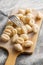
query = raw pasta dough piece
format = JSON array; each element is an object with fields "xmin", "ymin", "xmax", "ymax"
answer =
[
  {"xmin": 29, "ymin": 19, "xmax": 35, "ymax": 26},
  {"xmin": 25, "ymin": 8, "xmax": 32, "ymax": 14},
  {"xmin": 35, "ymin": 11, "xmax": 42, "ymax": 21},
  {"xmin": 20, "ymin": 34, "xmax": 29, "ymax": 41},
  {"xmin": 12, "ymin": 34, "xmax": 18, "ymax": 43},
  {"xmin": 25, "ymin": 24, "xmax": 32, "ymax": 33},
  {"xmin": 1, "ymin": 34, "xmax": 10, "ymax": 42},
  {"xmin": 20, "ymin": 15, "xmax": 26, "ymax": 24},
  {"xmin": 6, "ymin": 25, "xmax": 14, "ymax": 31},
  {"xmin": 12, "ymin": 28, "xmax": 17, "ymax": 36},
  {"xmin": 25, "ymin": 13, "xmax": 33, "ymax": 24},
  {"xmin": 21, "ymin": 25, "xmax": 27, "ymax": 34},
  {"xmin": 16, "ymin": 27, "xmax": 22, "ymax": 34},
  {"xmin": 14, "ymin": 44, "xmax": 23, "ymax": 52},
  {"xmin": 32, "ymin": 24, "xmax": 39, "ymax": 33},
  {"xmin": 16, "ymin": 14, "xmax": 23, "ymax": 19},
  {"xmin": 24, "ymin": 40, "xmax": 33, "ymax": 47},
  {"xmin": 18, "ymin": 9, "xmax": 25, "ymax": 15},
  {"xmin": 16, "ymin": 37, "xmax": 24, "ymax": 45}
]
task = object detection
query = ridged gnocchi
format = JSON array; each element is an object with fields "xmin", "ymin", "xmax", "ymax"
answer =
[
  {"xmin": 35, "ymin": 11, "xmax": 42, "ymax": 21},
  {"xmin": 24, "ymin": 40, "xmax": 33, "ymax": 47},
  {"xmin": 1, "ymin": 34, "xmax": 10, "ymax": 42},
  {"xmin": 29, "ymin": 19, "xmax": 35, "ymax": 26},
  {"xmin": 14, "ymin": 44, "xmax": 23, "ymax": 52},
  {"xmin": 18, "ymin": 9, "xmax": 25, "ymax": 15},
  {"xmin": 20, "ymin": 34, "xmax": 29, "ymax": 41},
  {"xmin": 25, "ymin": 8, "xmax": 32, "ymax": 14},
  {"xmin": 12, "ymin": 34, "xmax": 18, "ymax": 43},
  {"xmin": 25, "ymin": 24, "xmax": 32, "ymax": 33},
  {"xmin": 32, "ymin": 24, "xmax": 39, "ymax": 33},
  {"xmin": 16, "ymin": 37, "xmax": 24, "ymax": 45}
]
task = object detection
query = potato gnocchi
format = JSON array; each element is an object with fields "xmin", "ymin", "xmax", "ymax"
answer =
[{"xmin": 1, "ymin": 8, "xmax": 42, "ymax": 52}]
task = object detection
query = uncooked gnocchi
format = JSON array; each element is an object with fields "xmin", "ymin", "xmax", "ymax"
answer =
[
  {"xmin": 1, "ymin": 8, "xmax": 42, "ymax": 52},
  {"xmin": 25, "ymin": 8, "xmax": 32, "ymax": 14},
  {"xmin": 18, "ymin": 9, "xmax": 25, "ymax": 15},
  {"xmin": 21, "ymin": 25, "xmax": 27, "ymax": 34},
  {"xmin": 12, "ymin": 34, "xmax": 19, "ymax": 43},
  {"xmin": 35, "ymin": 11, "xmax": 42, "ymax": 21},
  {"xmin": 32, "ymin": 24, "xmax": 39, "ymax": 33},
  {"xmin": 16, "ymin": 37, "xmax": 24, "ymax": 45},
  {"xmin": 16, "ymin": 27, "xmax": 22, "ymax": 34},
  {"xmin": 20, "ymin": 34, "xmax": 29, "ymax": 41},
  {"xmin": 24, "ymin": 40, "xmax": 33, "ymax": 47},
  {"xmin": 14, "ymin": 44, "xmax": 23, "ymax": 52},
  {"xmin": 25, "ymin": 24, "xmax": 32, "ymax": 33},
  {"xmin": 29, "ymin": 19, "xmax": 35, "ymax": 26},
  {"xmin": 25, "ymin": 13, "xmax": 34, "ymax": 24},
  {"xmin": 1, "ymin": 34, "xmax": 10, "ymax": 42}
]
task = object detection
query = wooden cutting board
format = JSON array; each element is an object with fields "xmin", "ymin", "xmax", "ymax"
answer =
[{"xmin": 0, "ymin": 9, "xmax": 43, "ymax": 65}]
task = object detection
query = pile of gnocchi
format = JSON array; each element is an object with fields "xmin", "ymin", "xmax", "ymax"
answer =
[{"xmin": 1, "ymin": 8, "xmax": 42, "ymax": 52}]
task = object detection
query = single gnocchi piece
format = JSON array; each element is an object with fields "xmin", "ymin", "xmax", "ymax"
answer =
[
  {"xmin": 16, "ymin": 27, "xmax": 22, "ymax": 34},
  {"xmin": 25, "ymin": 8, "xmax": 32, "ymax": 14},
  {"xmin": 25, "ymin": 13, "xmax": 33, "ymax": 23},
  {"xmin": 6, "ymin": 25, "xmax": 14, "ymax": 31},
  {"xmin": 12, "ymin": 28, "xmax": 17, "ymax": 36},
  {"xmin": 21, "ymin": 25, "xmax": 27, "ymax": 34},
  {"xmin": 35, "ymin": 11, "xmax": 42, "ymax": 21},
  {"xmin": 14, "ymin": 44, "xmax": 23, "ymax": 52},
  {"xmin": 12, "ymin": 34, "xmax": 18, "ymax": 43},
  {"xmin": 16, "ymin": 14, "xmax": 23, "ymax": 19},
  {"xmin": 3, "ymin": 31, "xmax": 11, "ymax": 37},
  {"xmin": 25, "ymin": 24, "xmax": 32, "ymax": 33},
  {"xmin": 20, "ymin": 34, "xmax": 29, "ymax": 41},
  {"xmin": 20, "ymin": 15, "xmax": 26, "ymax": 24},
  {"xmin": 4, "ymin": 29, "xmax": 11, "ymax": 34},
  {"xmin": 7, "ymin": 20, "xmax": 14, "ymax": 26},
  {"xmin": 32, "ymin": 24, "xmax": 39, "ymax": 33},
  {"xmin": 29, "ymin": 19, "xmax": 35, "ymax": 26},
  {"xmin": 1, "ymin": 34, "xmax": 10, "ymax": 42},
  {"xmin": 18, "ymin": 9, "xmax": 25, "ymax": 15},
  {"xmin": 16, "ymin": 37, "xmax": 24, "ymax": 45},
  {"xmin": 24, "ymin": 40, "xmax": 33, "ymax": 47}
]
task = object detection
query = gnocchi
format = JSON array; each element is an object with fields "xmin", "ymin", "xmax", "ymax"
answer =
[
  {"xmin": 21, "ymin": 25, "xmax": 27, "ymax": 34},
  {"xmin": 12, "ymin": 28, "xmax": 17, "ymax": 36},
  {"xmin": 18, "ymin": 9, "xmax": 25, "ymax": 15},
  {"xmin": 12, "ymin": 34, "xmax": 18, "ymax": 43},
  {"xmin": 25, "ymin": 8, "xmax": 32, "ymax": 14},
  {"xmin": 20, "ymin": 15, "xmax": 26, "ymax": 24},
  {"xmin": 16, "ymin": 27, "xmax": 22, "ymax": 34},
  {"xmin": 1, "ymin": 34, "xmax": 10, "ymax": 42},
  {"xmin": 20, "ymin": 34, "xmax": 29, "ymax": 41},
  {"xmin": 29, "ymin": 19, "xmax": 35, "ymax": 26},
  {"xmin": 6, "ymin": 25, "xmax": 14, "ymax": 31},
  {"xmin": 25, "ymin": 13, "xmax": 33, "ymax": 23},
  {"xmin": 14, "ymin": 44, "xmax": 23, "ymax": 52},
  {"xmin": 35, "ymin": 11, "xmax": 42, "ymax": 21},
  {"xmin": 16, "ymin": 14, "xmax": 23, "ymax": 19},
  {"xmin": 16, "ymin": 37, "xmax": 24, "ymax": 45},
  {"xmin": 25, "ymin": 24, "xmax": 32, "ymax": 33},
  {"xmin": 24, "ymin": 40, "xmax": 33, "ymax": 47},
  {"xmin": 32, "ymin": 24, "xmax": 39, "ymax": 33}
]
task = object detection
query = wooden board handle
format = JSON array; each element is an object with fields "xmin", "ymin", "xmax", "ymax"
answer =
[{"xmin": 5, "ymin": 52, "xmax": 19, "ymax": 65}]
